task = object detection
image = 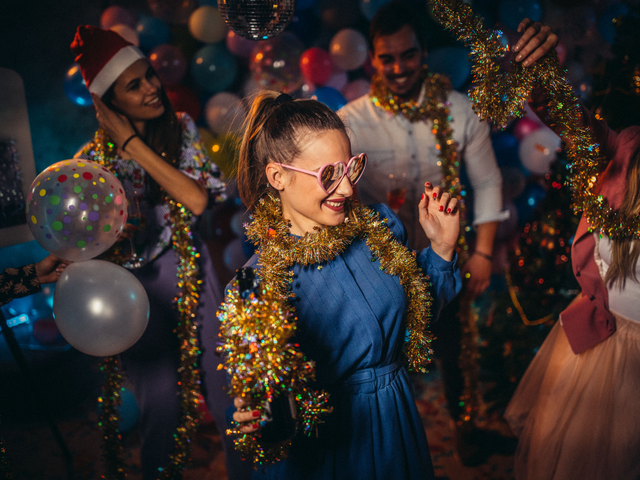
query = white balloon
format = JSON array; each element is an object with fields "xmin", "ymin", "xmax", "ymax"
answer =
[
  {"xmin": 188, "ymin": 6, "xmax": 227, "ymax": 43},
  {"xmin": 110, "ymin": 24, "xmax": 140, "ymax": 46},
  {"xmin": 205, "ymin": 92, "xmax": 246, "ymax": 136},
  {"xmin": 518, "ymin": 128, "xmax": 562, "ymax": 175},
  {"xmin": 329, "ymin": 29, "xmax": 368, "ymax": 71},
  {"xmin": 53, "ymin": 260, "xmax": 149, "ymax": 357}
]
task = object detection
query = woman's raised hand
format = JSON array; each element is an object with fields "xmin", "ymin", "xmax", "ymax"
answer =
[
  {"xmin": 419, "ymin": 182, "xmax": 460, "ymax": 262},
  {"xmin": 91, "ymin": 93, "xmax": 137, "ymax": 157},
  {"xmin": 232, "ymin": 396, "xmax": 262, "ymax": 433}
]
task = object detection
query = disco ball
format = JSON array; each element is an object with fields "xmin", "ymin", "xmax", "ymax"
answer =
[{"xmin": 217, "ymin": 0, "xmax": 296, "ymax": 41}]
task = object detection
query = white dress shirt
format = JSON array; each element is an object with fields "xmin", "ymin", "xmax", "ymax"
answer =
[{"xmin": 339, "ymin": 88, "xmax": 508, "ymax": 250}]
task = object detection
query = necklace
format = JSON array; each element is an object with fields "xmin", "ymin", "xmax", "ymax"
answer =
[{"xmin": 86, "ymin": 128, "xmax": 202, "ymax": 479}]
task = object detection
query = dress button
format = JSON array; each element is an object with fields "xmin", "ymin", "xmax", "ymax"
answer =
[
  {"xmin": 590, "ymin": 295, "xmax": 596, "ymax": 301},
  {"xmin": 575, "ymin": 271, "xmax": 581, "ymax": 277},
  {"xmin": 408, "ymin": 131, "xmax": 413, "ymax": 135}
]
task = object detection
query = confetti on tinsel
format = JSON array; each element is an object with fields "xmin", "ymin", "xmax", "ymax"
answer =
[
  {"xmin": 429, "ymin": 0, "xmax": 640, "ymax": 239},
  {"xmin": 371, "ymin": 63, "xmax": 479, "ymax": 423},
  {"xmin": 246, "ymin": 194, "xmax": 435, "ymax": 372},
  {"xmin": 217, "ymin": 283, "xmax": 331, "ymax": 466},
  {"xmin": 88, "ymin": 130, "xmax": 203, "ymax": 478}
]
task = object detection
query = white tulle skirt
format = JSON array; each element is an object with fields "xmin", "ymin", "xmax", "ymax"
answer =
[{"xmin": 505, "ymin": 314, "xmax": 640, "ymax": 480}]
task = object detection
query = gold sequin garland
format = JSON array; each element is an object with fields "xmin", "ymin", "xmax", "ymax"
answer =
[
  {"xmin": 89, "ymin": 129, "xmax": 203, "ymax": 479},
  {"xmin": 429, "ymin": 0, "xmax": 640, "ymax": 239},
  {"xmin": 217, "ymin": 283, "xmax": 332, "ymax": 466},
  {"xmin": 246, "ymin": 193, "xmax": 435, "ymax": 371},
  {"xmin": 371, "ymin": 65, "xmax": 480, "ymax": 424}
]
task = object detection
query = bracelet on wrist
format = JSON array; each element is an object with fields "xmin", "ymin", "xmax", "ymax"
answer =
[
  {"xmin": 122, "ymin": 133, "xmax": 139, "ymax": 152},
  {"xmin": 473, "ymin": 250, "xmax": 493, "ymax": 262}
]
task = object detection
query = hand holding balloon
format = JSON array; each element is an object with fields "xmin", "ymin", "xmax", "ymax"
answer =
[{"xmin": 35, "ymin": 254, "xmax": 70, "ymax": 284}]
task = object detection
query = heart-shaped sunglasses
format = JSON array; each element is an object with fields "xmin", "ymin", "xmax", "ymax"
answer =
[{"xmin": 274, "ymin": 153, "xmax": 368, "ymax": 195}]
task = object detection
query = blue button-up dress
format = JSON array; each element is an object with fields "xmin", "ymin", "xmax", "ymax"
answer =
[{"xmin": 238, "ymin": 204, "xmax": 461, "ymax": 479}]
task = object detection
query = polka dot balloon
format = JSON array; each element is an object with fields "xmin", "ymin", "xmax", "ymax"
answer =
[{"xmin": 26, "ymin": 159, "xmax": 128, "ymax": 262}]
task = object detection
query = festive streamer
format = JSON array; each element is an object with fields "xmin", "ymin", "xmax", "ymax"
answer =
[
  {"xmin": 86, "ymin": 129, "xmax": 203, "ymax": 478},
  {"xmin": 217, "ymin": 283, "xmax": 331, "ymax": 466},
  {"xmin": 371, "ymin": 65, "xmax": 479, "ymax": 425},
  {"xmin": 429, "ymin": 0, "xmax": 640, "ymax": 240}
]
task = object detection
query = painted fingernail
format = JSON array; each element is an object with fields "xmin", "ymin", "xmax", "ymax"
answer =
[
  {"xmin": 516, "ymin": 54, "xmax": 523, "ymax": 61},
  {"xmin": 252, "ymin": 411, "xmax": 261, "ymax": 417},
  {"xmin": 447, "ymin": 208, "xmax": 451, "ymax": 213},
  {"xmin": 439, "ymin": 205, "xmax": 444, "ymax": 212},
  {"xmin": 433, "ymin": 193, "xmax": 437, "ymax": 198},
  {"xmin": 252, "ymin": 423, "xmax": 259, "ymax": 429},
  {"xmin": 421, "ymin": 193, "xmax": 425, "ymax": 200},
  {"xmin": 425, "ymin": 182, "xmax": 431, "ymax": 187}
]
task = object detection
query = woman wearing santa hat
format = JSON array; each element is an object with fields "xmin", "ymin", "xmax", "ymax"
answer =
[{"xmin": 70, "ymin": 25, "xmax": 251, "ymax": 480}]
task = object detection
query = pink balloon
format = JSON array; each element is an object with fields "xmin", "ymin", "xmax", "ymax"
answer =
[
  {"xmin": 226, "ymin": 30, "xmax": 259, "ymax": 58},
  {"xmin": 101, "ymin": 6, "xmax": 138, "ymax": 30},
  {"xmin": 513, "ymin": 117, "xmax": 541, "ymax": 141},
  {"xmin": 324, "ymin": 68, "xmax": 348, "ymax": 92},
  {"xmin": 149, "ymin": 44, "xmax": 187, "ymax": 85},
  {"xmin": 342, "ymin": 79, "xmax": 370, "ymax": 101}
]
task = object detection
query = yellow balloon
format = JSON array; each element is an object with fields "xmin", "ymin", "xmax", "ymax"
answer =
[
  {"xmin": 201, "ymin": 129, "xmax": 239, "ymax": 179},
  {"xmin": 188, "ymin": 6, "xmax": 227, "ymax": 43}
]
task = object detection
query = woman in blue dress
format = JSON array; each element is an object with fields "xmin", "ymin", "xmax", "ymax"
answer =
[{"xmin": 229, "ymin": 91, "xmax": 462, "ymax": 479}]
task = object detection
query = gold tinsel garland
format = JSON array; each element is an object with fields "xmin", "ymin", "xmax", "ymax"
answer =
[
  {"xmin": 246, "ymin": 194, "xmax": 435, "ymax": 371},
  {"xmin": 371, "ymin": 65, "xmax": 480, "ymax": 424},
  {"xmin": 428, "ymin": 0, "xmax": 640, "ymax": 239},
  {"xmin": 89, "ymin": 129, "xmax": 203, "ymax": 478},
  {"xmin": 217, "ymin": 283, "xmax": 332, "ymax": 466}
]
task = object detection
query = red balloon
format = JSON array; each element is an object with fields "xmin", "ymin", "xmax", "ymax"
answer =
[
  {"xmin": 300, "ymin": 47, "xmax": 333, "ymax": 87},
  {"xmin": 513, "ymin": 117, "xmax": 541, "ymax": 141},
  {"xmin": 149, "ymin": 44, "xmax": 187, "ymax": 85},
  {"xmin": 165, "ymin": 84, "xmax": 202, "ymax": 122},
  {"xmin": 100, "ymin": 5, "xmax": 138, "ymax": 30}
]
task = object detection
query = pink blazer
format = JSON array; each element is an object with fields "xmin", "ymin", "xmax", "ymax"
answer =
[{"xmin": 529, "ymin": 92, "xmax": 640, "ymax": 353}]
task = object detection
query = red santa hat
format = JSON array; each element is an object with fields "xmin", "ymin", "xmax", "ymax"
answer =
[{"xmin": 71, "ymin": 25, "xmax": 145, "ymax": 97}]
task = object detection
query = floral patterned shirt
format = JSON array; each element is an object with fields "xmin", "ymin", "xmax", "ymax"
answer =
[
  {"xmin": 0, "ymin": 264, "xmax": 40, "ymax": 307},
  {"xmin": 78, "ymin": 112, "xmax": 226, "ymax": 267}
]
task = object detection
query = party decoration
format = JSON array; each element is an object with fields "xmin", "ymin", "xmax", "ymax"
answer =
[
  {"xmin": 148, "ymin": 44, "xmax": 187, "ymax": 85},
  {"xmin": 329, "ymin": 29, "xmax": 368, "ymax": 71},
  {"xmin": 53, "ymin": 260, "xmax": 149, "ymax": 357},
  {"xmin": 136, "ymin": 16, "xmax": 170, "ymax": 51},
  {"xmin": 26, "ymin": 159, "xmax": 127, "ymax": 262},
  {"xmin": 250, "ymin": 33, "xmax": 304, "ymax": 93},
  {"xmin": 147, "ymin": 0, "xmax": 197, "ymax": 24},
  {"xmin": 512, "ymin": 117, "xmax": 541, "ymax": 141},
  {"xmin": 218, "ymin": 276, "xmax": 332, "ymax": 466},
  {"xmin": 519, "ymin": 128, "xmax": 561, "ymax": 175},
  {"xmin": 63, "ymin": 64, "xmax": 93, "ymax": 107},
  {"xmin": 598, "ymin": 3, "xmax": 629, "ymax": 44},
  {"xmin": 109, "ymin": 24, "xmax": 140, "ymax": 46},
  {"xmin": 217, "ymin": 0, "xmax": 296, "ymax": 41},
  {"xmin": 188, "ymin": 6, "xmax": 227, "ymax": 43},
  {"xmin": 165, "ymin": 84, "xmax": 202, "ymax": 122},
  {"xmin": 86, "ymin": 130, "xmax": 205, "ymax": 479},
  {"xmin": 311, "ymin": 86, "xmax": 346, "ymax": 111},
  {"xmin": 205, "ymin": 92, "xmax": 246, "ymax": 136},
  {"xmin": 342, "ymin": 78, "xmax": 371, "ymax": 101},
  {"xmin": 498, "ymin": 0, "xmax": 542, "ymax": 32},
  {"xmin": 191, "ymin": 43, "xmax": 238, "ymax": 93},
  {"xmin": 201, "ymin": 132, "xmax": 240, "ymax": 178},
  {"xmin": 100, "ymin": 5, "xmax": 138, "ymax": 30},
  {"xmin": 426, "ymin": 46, "xmax": 471, "ymax": 90},
  {"xmin": 430, "ymin": 0, "xmax": 640, "ymax": 239},
  {"xmin": 360, "ymin": 0, "xmax": 391, "ymax": 21},
  {"xmin": 299, "ymin": 47, "xmax": 333, "ymax": 86},
  {"xmin": 324, "ymin": 68, "xmax": 348, "ymax": 92},
  {"xmin": 226, "ymin": 30, "xmax": 259, "ymax": 58}
]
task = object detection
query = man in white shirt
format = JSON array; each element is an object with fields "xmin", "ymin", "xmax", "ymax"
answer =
[{"xmin": 339, "ymin": 1, "xmax": 508, "ymax": 466}]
